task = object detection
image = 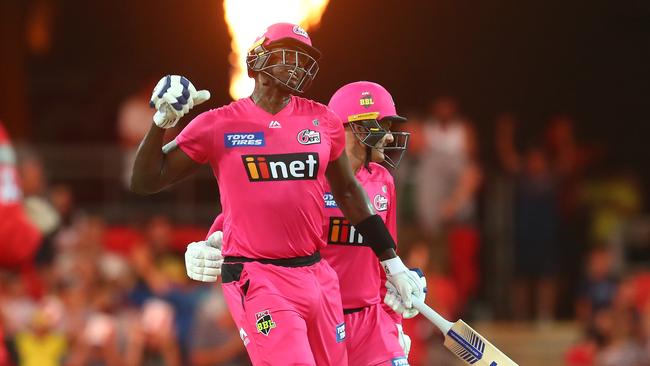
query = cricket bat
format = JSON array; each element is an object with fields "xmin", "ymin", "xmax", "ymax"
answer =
[{"xmin": 412, "ymin": 299, "xmax": 518, "ymax": 365}]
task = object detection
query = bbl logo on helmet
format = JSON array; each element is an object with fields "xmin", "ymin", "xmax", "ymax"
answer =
[
  {"xmin": 255, "ymin": 310, "xmax": 276, "ymax": 336},
  {"xmin": 360, "ymin": 91, "xmax": 374, "ymax": 109}
]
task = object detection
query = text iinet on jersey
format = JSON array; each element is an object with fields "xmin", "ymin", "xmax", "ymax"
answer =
[{"xmin": 242, "ymin": 153, "xmax": 319, "ymax": 182}]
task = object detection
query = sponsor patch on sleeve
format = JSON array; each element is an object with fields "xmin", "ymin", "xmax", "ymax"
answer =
[{"xmin": 391, "ymin": 356, "xmax": 409, "ymax": 366}]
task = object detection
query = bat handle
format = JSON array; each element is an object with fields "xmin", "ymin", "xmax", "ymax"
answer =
[{"xmin": 412, "ymin": 298, "xmax": 453, "ymax": 334}]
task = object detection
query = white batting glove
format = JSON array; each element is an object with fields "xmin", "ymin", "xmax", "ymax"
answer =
[
  {"xmin": 150, "ymin": 75, "xmax": 211, "ymax": 129},
  {"xmin": 381, "ymin": 257, "xmax": 422, "ymax": 311},
  {"xmin": 385, "ymin": 268, "xmax": 427, "ymax": 318},
  {"xmin": 396, "ymin": 323, "xmax": 412, "ymax": 358},
  {"xmin": 184, "ymin": 231, "xmax": 223, "ymax": 282}
]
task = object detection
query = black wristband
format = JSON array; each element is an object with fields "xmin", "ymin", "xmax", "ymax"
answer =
[{"xmin": 354, "ymin": 214, "xmax": 396, "ymax": 257}]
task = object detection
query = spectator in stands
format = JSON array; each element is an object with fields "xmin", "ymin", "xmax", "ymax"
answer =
[
  {"xmin": 117, "ymin": 79, "xmax": 162, "ymax": 189},
  {"xmin": 129, "ymin": 215, "xmax": 207, "ymax": 363},
  {"xmin": 497, "ymin": 116, "xmax": 560, "ymax": 321},
  {"xmin": 0, "ymin": 122, "xmax": 42, "ymax": 270},
  {"xmin": 14, "ymin": 308, "xmax": 66, "ymax": 366},
  {"xmin": 188, "ymin": 288, "xmax": 248, "ymax": 366},
  {"xmin": 124, "ymin": 298, "xmax": 181, "ymax": 366},
  {"xmin": 576, "ymin": 248, "xmax": 619, "ymax": 326},
  {"xmin": 413, "ymin": 97, "xmax": 482, "ymax": 305}
]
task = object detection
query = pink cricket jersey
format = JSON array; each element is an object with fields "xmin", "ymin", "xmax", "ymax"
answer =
[
  {"xmin": 176, "ymin": 96, "xmax": 345, "ymax": 259},
  {"xmin": 320, "ymin": 162, "xmax": 397, "ymax": 309}
]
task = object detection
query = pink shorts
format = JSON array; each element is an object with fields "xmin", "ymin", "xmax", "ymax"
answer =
[
  {"xmin": 345, "ymin": 303, "xmax": 407, "ymax": 365},
  {"xmin": 221, "ymin": 258, "xmax": 347, "ymax": 365}
]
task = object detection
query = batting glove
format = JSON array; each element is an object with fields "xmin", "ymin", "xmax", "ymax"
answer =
[
  {"xmin": 184, "ymin": 231, "xmax": 223, "ymax": 282},
  {"xmin": 385, "ymin": 268, "xmax": 427, "ymax": 318},
  {"xmin": 382, "ymin": 257, "xmax": 422, "ymax": 311},
  {"xmin": 150, "ymin": 75, "xmax": 211, "ymax": 129},
  {"xmin": 396, "ymin": 323, "xmax": 412, "ymax": 358}
]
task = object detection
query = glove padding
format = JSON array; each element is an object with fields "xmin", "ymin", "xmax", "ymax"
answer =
[
  {"xmin": 184, "ymin": 231, "xmax": 223, "ymax": 282},
  {"xmin": 396, "ymin": 323, "xmax": 411, "ymax": 358},
  {"xmin": 150, "ymin": 75, "xmax": 211, "ymax": 129},
  {"xmin": 385, "ymin": 268, "xmax": 427, "ymax": 318},
  {"xmin": 381, "ymin": 256, "xmax": 422, "ymax": 311}
]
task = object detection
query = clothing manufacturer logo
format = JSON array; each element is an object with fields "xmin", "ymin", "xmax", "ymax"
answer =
[
  {"xmin": 242, "ymin": 153, "xmax": 319, "ymax": 181},
  {"xmin": 382, "ymin": 185, "xmax": 387, "ymax": 193},
  {"xmin": 323, "ymin": 192, "xmax": 338, "ymax": 208},
  {"xmin": 312, "ymin": 119, "xmax": 320, "ymax": 126},
  {"xmin": 268, "ymin": 120, "xmax": 282, "ymax": 128},
  {"xmin": 297, "ymin": 129, "xmax": 321, "ymax": 145},
  {"xmin": 255, "ymin": 310, "xmax": 276, "ymax": 336},
  {"xmin": 360, "ymin": 91, "xmax": 374, "ymax": 108},
  {"xmin": 225, "ymin": 132, "xmax": 265, "ymax": 147},
  {"xmin": 327, "ymin": 217, "xmax": 365, "ymax": 246},
  {"xmin": 373, "ymin": 194, "xmax": 388, "ymax": 211},
  {"xmin": 335, "ymin": 323, "xmax": 346, "ymax": 343}
]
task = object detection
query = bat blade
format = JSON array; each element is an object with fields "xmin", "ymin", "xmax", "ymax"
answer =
[{"xmin": 444, "ymin": 320, "xmax": 518, "ymax": 366}]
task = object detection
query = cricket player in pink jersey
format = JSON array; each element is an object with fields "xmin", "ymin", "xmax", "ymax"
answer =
[
  {"xmin": 131, "ymin": 23, "xmax": 422, "ymax": 365},
  {"xmin": 187, "ymin": 82, "xmax": 427, "ymax": 366}
]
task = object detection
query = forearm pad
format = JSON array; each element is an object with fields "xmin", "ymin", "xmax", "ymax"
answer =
[{"xmin": 354, "ymin": 214, "xmax": 396, "ymax": 257}]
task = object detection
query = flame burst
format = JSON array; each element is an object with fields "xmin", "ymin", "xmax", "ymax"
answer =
[{"xmin": 224, "ymin": 0, "xmax": 329, "ymax": 100}]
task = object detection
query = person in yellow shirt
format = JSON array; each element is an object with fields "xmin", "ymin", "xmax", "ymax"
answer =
[{"xmin": 15, "ymin": 310, "xmax": 66, "ymax": 366}]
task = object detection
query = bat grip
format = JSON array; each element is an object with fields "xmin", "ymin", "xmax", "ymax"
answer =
[{"xmin": 412, "ymin": 298, "xmax": 453, "ymax": 334}]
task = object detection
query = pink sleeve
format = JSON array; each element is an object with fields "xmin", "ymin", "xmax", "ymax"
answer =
[
  {"xmin": 175, "ymin": 111, "xmax": 216, "ymax": 164},
  {"xmin": 383, "ymin": 173, "xmax": 402, "ymax": 324},
  {"xmin": 327, "ymin": 111, "xmax": 345, "ymax": 161},
  {"xmin": 386, "ymin": 175, "xmax": 398, "ymax": 244},
  {"xmin": 206, "ymin": 214, "xmax": 224, "ymax": 239}
]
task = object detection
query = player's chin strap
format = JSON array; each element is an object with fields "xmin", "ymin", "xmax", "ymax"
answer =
[{"xmin": 364, "ymin": 145, "xmax": 373, "ymax": 172}]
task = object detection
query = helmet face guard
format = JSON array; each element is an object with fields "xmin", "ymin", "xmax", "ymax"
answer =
[
  {"xmin": 247, "ymin": 43, "xmax": 319, "ymax": 94},
  {"xmin": 348, "ymin": 118, "xmax": 410, "ymax": 169}
]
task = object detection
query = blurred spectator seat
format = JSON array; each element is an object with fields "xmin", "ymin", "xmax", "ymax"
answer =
[
  {"xmin": 171, "ymin": 226, "xmax": 209, "ymax": 253},
  {"xmin": 102, "ymin": 226, "xmax": 143, "ymax": 256}
]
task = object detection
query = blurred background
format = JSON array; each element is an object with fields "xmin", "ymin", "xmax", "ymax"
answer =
[{"xmin": 1, "ymin": 0, "xmax": 649, "ymax": 365}]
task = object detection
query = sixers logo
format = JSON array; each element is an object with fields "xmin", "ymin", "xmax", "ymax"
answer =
[
  {"xmin": 373, "ymin": 194, "xmax": 388, "ymax": 211},
  {"xmin": 297, "ymin": 129, "xmax": 321, "ymax": 145}
]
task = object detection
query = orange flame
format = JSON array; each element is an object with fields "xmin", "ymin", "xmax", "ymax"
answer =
[{"xmin": 223, "ymin": 0, "xmax": 329, "ymax": 100}]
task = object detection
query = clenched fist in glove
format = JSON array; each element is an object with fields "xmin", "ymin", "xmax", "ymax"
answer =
[
  {"xmin": 381, "ymin": 257, "xmax": 423, "ymax": 314},
  {"xmin": 150, "ymin": 75, "xmax": 211, "ymax": 129},
  {"xmin": 185, "ymin": 231, "xmax": 223, "ymax": 282},
  {"xmin": 384, "ymin": 267, "xmax": 427, "ymax": 319}
]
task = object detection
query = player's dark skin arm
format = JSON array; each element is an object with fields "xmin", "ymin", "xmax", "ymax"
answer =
[
  {"xmin": 325, "ymin": 151, "xmax": 397, "ymax": 261},
  {"xmin": 130, "ymin": 123, "xmax": 201, "ymax": 194}
]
